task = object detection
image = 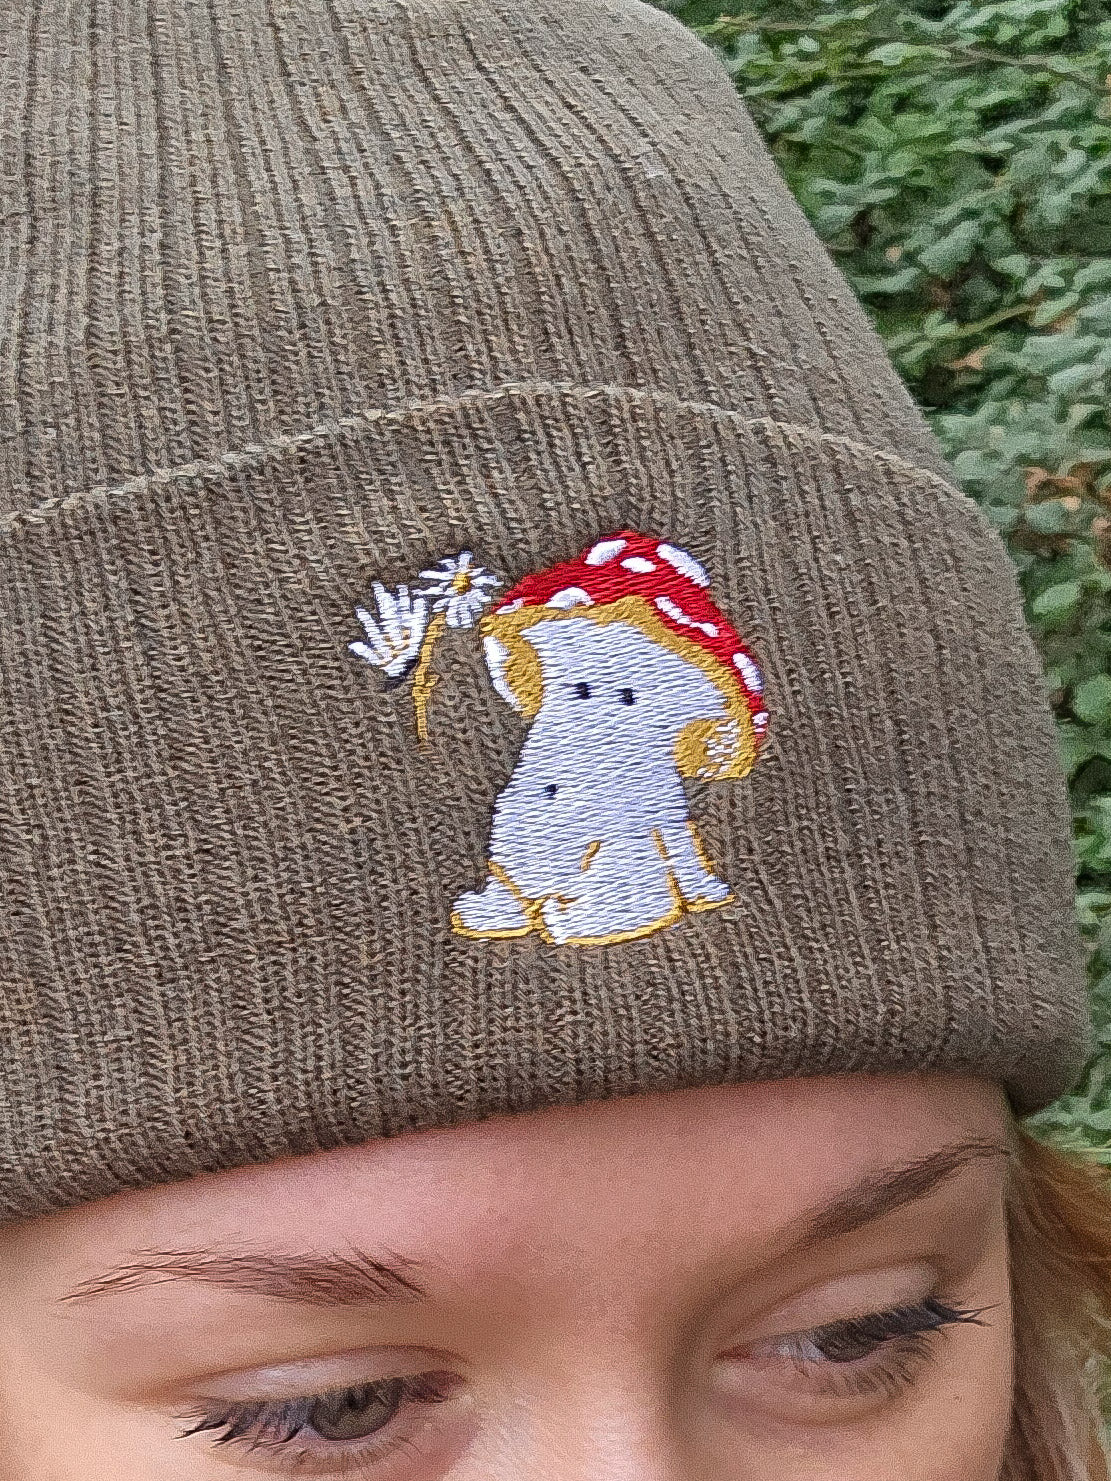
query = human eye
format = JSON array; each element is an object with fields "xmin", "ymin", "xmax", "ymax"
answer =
[
  {"xmin": 177, "ymin": 1369, "xmax": 463, "ymax": 1477},
  {"xmin": 722, "ymin": 1297, "xmax": 987, "ymax": 1413}
]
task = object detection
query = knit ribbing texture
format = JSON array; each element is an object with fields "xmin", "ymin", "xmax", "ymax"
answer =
[{"xmin": 0, "ymin": 0, "xmax": 1089, "ymax": 1222}]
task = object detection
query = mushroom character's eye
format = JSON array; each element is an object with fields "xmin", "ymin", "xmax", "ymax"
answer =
[
  {"xmin": 544, "ymin": 784, "xmax": 559, "ymax": 798},
  {"xmin": 618, "ymin": 687, "xmax": 636, "ymax": 706},
  {"xmin": 572, "ymin": 681, "xmax": 592, "ymax": 699}
]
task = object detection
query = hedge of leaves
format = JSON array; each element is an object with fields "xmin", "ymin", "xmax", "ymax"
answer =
[{"xmin": 660, "ymin": 0, "xmax": 1111, "ymax": 1150}]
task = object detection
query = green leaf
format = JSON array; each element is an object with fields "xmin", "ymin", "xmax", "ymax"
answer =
[
  {"xmin": 1032, "ymin": 580, "xmax": 1083, "ymax": 621},
  {"xmin": 1024, "ymin": 500, "xmax": 1072, "ymax": 534},
  {"xmin": 1074, "ymin": 676, "xmax": 1111, "ymax": 726},
  {"xmin": 866, "ymin": 41, "xmax": 912, "ymax": 65},
  {"xmin": 917, "ymin": 219, "xmax": 981, "ymax": 277},
  {"xmin": 993, "ymin": 254, "xmax": 1030, "ymax": 277},
  {"xmin": 1048, "ymin": 362, "xmax": 1104, "ymax": 398},
  {"xmin": 1059, "ymin": 724, "xmax": 1099, "ymax": 778},
  {"xmin": 849, "ymin": 266, "xmax": 921, "ymax": 295},
  {"xmin": 1030, "ymin": 293, "xmax": 1081, "ymax": 328}
]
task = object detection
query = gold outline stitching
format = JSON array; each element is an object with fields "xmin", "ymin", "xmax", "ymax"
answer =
[{"xmin": 481, "ymin": 594, "xmax": 758, "ymax": 780}]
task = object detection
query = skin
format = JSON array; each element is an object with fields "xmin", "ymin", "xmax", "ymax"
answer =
[{"xmin": 0, "ymin": 1072, "xmax": 1013, "ymax": 1480}]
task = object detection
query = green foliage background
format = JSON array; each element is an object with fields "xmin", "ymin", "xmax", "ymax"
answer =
[{"xmin": 656, "ymin": 0, "xmax": 1111, "ymax": 1149}]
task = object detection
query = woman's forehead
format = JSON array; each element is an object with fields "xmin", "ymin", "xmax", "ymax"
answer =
[{"xmin": 12, "ymin": 1075, "xmax": 1007, "ymax": 1282}]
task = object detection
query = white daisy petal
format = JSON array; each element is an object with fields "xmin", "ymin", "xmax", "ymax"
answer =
[{"xmin": 414, "ymin": 551, "xmax": 503, "ymax": 630}]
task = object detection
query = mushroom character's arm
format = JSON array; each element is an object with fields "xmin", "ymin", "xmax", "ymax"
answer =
[{"xmin": 349, "ymin": 584, "xmax": 430, "ymax": 681}]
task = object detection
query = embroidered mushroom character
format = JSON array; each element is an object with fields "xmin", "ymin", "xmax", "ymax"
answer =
[{"xmin": 452, "ymin": 531, "xmax": 769, "ymax": 947}]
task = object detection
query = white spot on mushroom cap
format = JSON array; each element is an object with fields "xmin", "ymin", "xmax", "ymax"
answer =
[
  {"xmin": 547, "ymin": 586, "xmax": 594, "ymax": 610},
  {"xmin": 753, "ymin": 710, "xmax": 769, "ymax": 731},
  {"xmin": 584, "ymin": 538, "xmax": 627, "ymax": 566},
  {"xmin": 655, "ymin": 594, "xmax": 686, "ymax": 625},
  {"xmin": 620, "ymin": 556, "xmax": 657, "ymax": 574},
  {"xmin": 655, "ymin": 594, "xmax": 719, "ymax": 638},
  {"xmin": 496, "ymin": 597, "xmax": 524, "ymax": 615},
  {"xmin": 657, "ymin": 542, "xmax": 710, "ymax": 587},
  {"xmin": 733, "ymin": 651, "xmax": 765, "ymax": 694}
]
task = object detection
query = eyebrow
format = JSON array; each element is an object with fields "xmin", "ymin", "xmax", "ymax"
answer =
[
  {"xmin": 59, "ymin": 1138, "xmax": 1006, "ymax": 1309},
  {"xmin": 60, "ymin": 1245, "xmax": 427, "ymax": 1308},
  {"xmin": 789, "ymin": 1135, "xmax": 1007, "ymax": 1250}
]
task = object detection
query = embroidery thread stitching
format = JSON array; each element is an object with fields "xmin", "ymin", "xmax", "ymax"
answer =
[
  {"xmin": 349, "ymin": 551, "xmax": 501, "ymax": 743},
  {"xmin": 349, "ymin": 529, "xmax": 768, "ymax": 947}
]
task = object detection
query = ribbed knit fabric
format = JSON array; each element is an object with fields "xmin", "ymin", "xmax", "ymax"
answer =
[{"xmin": 0, "ymin": 0, "xmax": 1089, "ymax": 1222}]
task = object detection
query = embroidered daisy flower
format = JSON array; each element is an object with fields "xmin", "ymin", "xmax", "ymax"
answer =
[
  {"xmin": 349, "ymin": 582, "xmax": 430, "ymax": 681},
  {"xmin": 417, "ymin": 552, "xmax": 501, "ymax": 629}
]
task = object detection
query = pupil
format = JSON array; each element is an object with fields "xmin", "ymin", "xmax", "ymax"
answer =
[
  {"xmin": 309, "ymin": 1381, "xmax": 402, "ymax": 1441},
  {"xmin": 544, "ymin": 784, "xmax": 558, "ymax": 798},
  {"xmin": 618, "ymin": 687, "xmax": 635, "ymax": 705},
  {"xmin": 573, "ymin": 681, "xmax": 591, "ymax": 698}
]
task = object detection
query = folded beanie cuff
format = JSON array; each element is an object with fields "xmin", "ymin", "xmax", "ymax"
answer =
[
  {"xmin": 3, "ymin": 379, "xmax": 963, "ymax": 539},
  {"xmin": 0, "ymin": 379, "xmax": 1088, "ymax": 1222}
]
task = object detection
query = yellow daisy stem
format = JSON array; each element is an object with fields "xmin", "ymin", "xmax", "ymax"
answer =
[{"xmin": 412, "ymin": 611, "xmax": 447, "ymax": 745}]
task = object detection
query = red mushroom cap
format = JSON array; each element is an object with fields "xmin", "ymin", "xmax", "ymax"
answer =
[{"xmin": 494, "ymin": 530, "xmax": 768, "ymax": 743}]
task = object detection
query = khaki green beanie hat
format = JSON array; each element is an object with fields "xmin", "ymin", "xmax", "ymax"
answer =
[{"xmin": 0, "ymin": 0, "xmax": 1089, "ymax": 1223}]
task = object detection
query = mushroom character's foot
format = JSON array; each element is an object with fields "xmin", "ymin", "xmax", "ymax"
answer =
[
  {"xmin": 452, "ymin": 873, "xmax": 533, "ymax": 939},
  {"xmin": 537, "ymin": 839, "xmax": 682, "ymax": 946},
  {"xmin": 685, "ymin": 874, "xmax": 733, "ymax": 908},
  {"xmin": 653, "ymin": 822, "xmax": 734, "ymax": 909}
]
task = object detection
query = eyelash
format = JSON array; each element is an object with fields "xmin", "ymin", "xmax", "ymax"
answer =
[
  {"xmin": 177, "ymin": 1299, "xmax": 986, "ymax": 1467},
  {"xmin": 755, "ymin": 1297, "xmax": 988, "ymax": 1400},
  {"xmin": 178, "ymin": 1372, "xmax": 457, "ymax": 1471}
]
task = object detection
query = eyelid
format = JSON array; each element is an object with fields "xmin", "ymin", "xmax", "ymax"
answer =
[
  {"xmin": 183, "ymin": 1345, "xmax": 456, "ymax": 1405},
  {"xmin": 715, "ymin": 1297, "xmax": 989, "ymax": 1414},
  {"xmin": 745, "ymin": 1297, "xmax": 987, "ymax": 1361},
  {"xmin": 721, "ymin": 1261, "xmax": 939, "ymax": 1352}
]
